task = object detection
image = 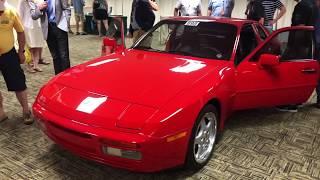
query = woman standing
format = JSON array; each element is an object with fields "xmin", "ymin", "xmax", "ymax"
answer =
[
  {"xmin": 93, "ymin": 0, "xmax": 109, "ymax": 37},
  {"xmin": 245, "ymin": 0, "xmax": 265, "ymax": 25},
  {"xmin": 18, "ymin": 0, "xmax": 45, "ymax": 72}
]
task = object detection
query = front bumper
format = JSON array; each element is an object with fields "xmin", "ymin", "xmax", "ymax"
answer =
[{"xmin": 33, "ymin": 102, "xmax": 187, "ymax": 172}]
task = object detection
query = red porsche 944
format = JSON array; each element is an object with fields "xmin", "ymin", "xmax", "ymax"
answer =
[{"xmin": 33, "ymin": 17, "xmax": 319, "ymax": 172}]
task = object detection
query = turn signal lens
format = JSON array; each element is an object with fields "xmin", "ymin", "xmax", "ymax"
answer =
[
  {"xmin": 102, "ymin": 146, "xmax": 142, "ymax": 160},
  {"xmin": 166, "ymin": 131, "xmax": 187, "ymax": 142}
]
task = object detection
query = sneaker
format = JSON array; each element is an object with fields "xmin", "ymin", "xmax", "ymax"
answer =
[
  {"xmin": 276, "ymin": 105, "xmax": 298, "ymax": 113},
  {"xmin": 69, "ymin": 30, "xmax": 74, "ymax": 34},
  {"xmin": 76, "ymin": 32, "xmax": 80, "ymax": 35},
  {"xmin": 80, "ymin": 32, "xmax": 87, "ymax": 35},
  {"xmin": 23, "ymin": 111, "xmax": 34, "ymax": 125}
]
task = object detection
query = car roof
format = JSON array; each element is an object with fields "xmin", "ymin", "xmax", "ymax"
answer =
[{"xmin": 164, "ymin": 16, "xmax": 255, "ymax": 27}]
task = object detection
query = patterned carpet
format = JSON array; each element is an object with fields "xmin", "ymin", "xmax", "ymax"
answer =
[{"xmin": 0, "ymin": 34, "xmax": 319, "ymax": 180}]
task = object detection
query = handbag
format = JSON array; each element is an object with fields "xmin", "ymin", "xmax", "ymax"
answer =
[{"xmin": 24, "ymin": 45, "xmax": 32, "ymax": 64}]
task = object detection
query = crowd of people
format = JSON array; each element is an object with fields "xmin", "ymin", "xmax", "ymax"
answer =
[{"xmin": 0, "ymin": 0, "xmax": 319, "ymax": 126}]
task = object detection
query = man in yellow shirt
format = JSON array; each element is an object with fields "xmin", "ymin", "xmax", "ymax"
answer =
[{"xmin": 0, "ymin": 0, "xmax": 33, "ymax": 125}]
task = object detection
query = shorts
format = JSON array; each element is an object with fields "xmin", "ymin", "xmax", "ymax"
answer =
[
  {"xmin": 75, "ymin": 12, "xmax": 85, "ymax": 22},
  {"xmin": 94, "ymin": 9, "xmax": 108, "ymax": 20},
  {"xmin": 0, "ymin": 48, "xmax": 27, "ymax": 92}
]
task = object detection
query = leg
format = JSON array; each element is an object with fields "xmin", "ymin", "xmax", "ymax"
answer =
[
  {"xmin": 97, "ymin": 20, "xmax": 102, "ymax": 36},
  {"xmin": 133, "ymin": 30, "xmax": 145, "ymax": 43},
  {"xmin": 102, "ymin": 19, "xmax": 109, "ymax": 36},
  {"xmin": 15, "ymin": 90, "xmax": 33, "ymax": 124},
  {"xmin": 55, "ymin": 27, "xmax": 70, "ymax": 74},
  {"xmin": 33, "ymin": 48, "xmax": 42, "ymax": 71},
  {"xmin": 68, "ymin": 16, "xmax": 73, "ymax": 34},
  {"xmin": 39, "ymin": 48, "xmax": 50, "ymax": 65},
  {"xmin": 47, "ymin": 24, "xmax": 62, "ymax": 74},
  {"xmin": 80, "ymin": 14, "xmax": 87, "ymax": 34},
  {"xmin": 316, "ymin": 79, "xmax": 320, "ymax": 104},
  {"xmin": 15, "ymin": 90, "xmax": 29, "ymax": 115},
  {"xmin": 40, "ymin": 48, "xmax": 42, "ymax": 59},
  {"xmin": 75, "ymin": 14, "xmax": 80, "ymax": 34},
  {"xmin": 27, "ymin": 48, "xmax": 36, "ymax": 73},
  {"xmin": 0, "ymin": 92, "xmax": 7, "ymax": 120},
  {"xmin": 0, "ymin": 48, "xmax": 31, "ymax": 124}
]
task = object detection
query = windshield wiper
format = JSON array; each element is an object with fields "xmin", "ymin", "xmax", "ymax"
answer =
[
  {"xmin": 134, "ymin": 46, "xmax": 162, "ymax": 52},
  {"xmin": 167, "ymin": 49, "xmax": 194, "ymax": 57}
]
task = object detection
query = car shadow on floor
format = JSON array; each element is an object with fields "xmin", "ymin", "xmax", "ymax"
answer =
[{"xmin": 42, "ymin": 143, "xmax": 198, "ymax": 179}]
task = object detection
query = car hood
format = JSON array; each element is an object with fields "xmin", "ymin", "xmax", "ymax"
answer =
[{"xmin": 54, "ymin": 49, "xmax": 227, "ymax": 108}]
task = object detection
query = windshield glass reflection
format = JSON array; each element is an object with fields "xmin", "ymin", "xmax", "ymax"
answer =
[{"xmin": 133, "ymin": 20, "xmax": 237, "ymax": 60}]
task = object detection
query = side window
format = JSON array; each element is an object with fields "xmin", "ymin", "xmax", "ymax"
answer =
[
  {"xmin": 235, "ymin": 24, "xmax": 259, "ymax": 65},
  {"xmin": 256, "ymin": 24, "xmax": 267, "ymax": 41},
  {"xmin": 251, "ymin": 30, "xmax": 314, "ymax": 62}
]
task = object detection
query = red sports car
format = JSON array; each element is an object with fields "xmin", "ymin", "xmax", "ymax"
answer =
[{"xmin": 33, "ymin": 17, "xmax": 319, "ymax": 172}]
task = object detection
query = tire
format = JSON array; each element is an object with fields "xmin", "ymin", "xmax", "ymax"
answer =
[{"xmin": 185, "ymin": 104, "xmax": 219, "ymax": 170}]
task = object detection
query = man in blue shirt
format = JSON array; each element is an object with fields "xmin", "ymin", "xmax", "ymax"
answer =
[
  {"xmin": 31, "ymin": 0, "xmax": 71, "ymax": 75},
  {"xmin": 207, "ymin": 0, "xmax": 234, "ymax": 17}
]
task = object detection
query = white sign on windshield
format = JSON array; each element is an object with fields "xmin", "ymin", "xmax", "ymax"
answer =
[{"xmin": 185, "ymin": 21, "xmax": 200, "ymax": 27}]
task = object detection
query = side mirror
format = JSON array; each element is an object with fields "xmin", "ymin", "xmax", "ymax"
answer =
[{"xmin": 258, "ymin": 54, "xmax": 280, "ymax": 67}]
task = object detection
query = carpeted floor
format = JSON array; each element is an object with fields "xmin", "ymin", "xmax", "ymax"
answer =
[{"xmin": 0, "ymin": 34, "xmax": 319, "ymax": 180}]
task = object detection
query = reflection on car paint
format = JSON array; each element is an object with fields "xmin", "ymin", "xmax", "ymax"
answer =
[
  {"xmin": 87, "ymin": 58, "xmax": 120, "ymax": 67},
  {"xmin": 76, "ymin": 96, "xmax": 108, "ymax": 114},
  {"xmin": 170, "ymin": 59, "xmax": 206, "ymax": 73}
]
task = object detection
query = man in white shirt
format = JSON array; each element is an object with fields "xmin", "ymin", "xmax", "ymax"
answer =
[{"xmin": 174, "ymin": 0, "xmax": 202, "ymax": 16}]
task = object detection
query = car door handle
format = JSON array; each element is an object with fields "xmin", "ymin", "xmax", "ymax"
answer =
[{"xmin": 301, "ymin": 68, "xmax": 316, "ymax": 74}]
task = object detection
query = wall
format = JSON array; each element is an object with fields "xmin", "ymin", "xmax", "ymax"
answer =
[{"xmin": 8, "ymin": 0, "xmax": 296, "ymax": 30}]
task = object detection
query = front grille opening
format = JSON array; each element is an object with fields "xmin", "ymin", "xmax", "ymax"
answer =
[{"xmin": 48, "ymin": 121, "xmax": 92, "ymax": 139}]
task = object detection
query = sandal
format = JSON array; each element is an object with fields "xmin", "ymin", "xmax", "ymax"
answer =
[
  {"xmin": 23, "ymin": 111, "xmax": 34, "ymax": 125},
  {"xmin": 33, "ymin": 67, "xmax": 43, "ymax": 72},
  {"xmin": 39, "ymin": 59, "xmax": 50, "ymax": 65},
  {"xmin": 26, "ymin": 66, "xmax": 36, "ymax": 73}
]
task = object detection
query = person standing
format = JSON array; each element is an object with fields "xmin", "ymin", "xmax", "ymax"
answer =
[
  {"xmin": 93, "ymin": 0, "xmax": 109, "ymax": 37},
  {"xmin": 313, "ymin": 0, "xmax": 320, "ymax": 108},
  {"xmin": 68, "ymin": 0, "xmax": 73, "ymax": 34},
  {"xmin": 18, "ymin": 0, "xmax": 46, "ymax": 73},
  {"xmin": 292, "ymin": 0, "xmax": 317, "ymax": 26},
  {"xmin": 261, "ymin": 0, "xmax": 286, "ymax": 32},
  {"xmin": 73, "ymin": 0, "xmax": 86, "ymax": 35},
  {"xmin": 174, "ymin": 0, "xmax": 201, "ymax": 16},
  {"xmin": 276, "ymin": 0, "xmax": 318, "ymax": 112},
  {"xmin": 130, "ymin": 0, "xmax": 159, "ymax": 43},
  {"xmin": 0, "ymin": 0, "xmax": 33, "ymax": 125},
  {"xmin": 245, "ymin": 0, "xmax": 265, "ymax": 25},
  {"xmin": 208, "ymin": 0, "xmax": 234, "ymax": 17},
  {"xmin": 30, "ymin": 0, "xmax": 71, "ymax": 75}
]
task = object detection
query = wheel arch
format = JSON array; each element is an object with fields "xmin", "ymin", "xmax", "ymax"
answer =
[{"xmin": 204, "ymin": 98, "xmax": 225, "ymax": 132}]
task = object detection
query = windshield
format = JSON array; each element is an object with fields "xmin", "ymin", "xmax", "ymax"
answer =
[{"xmin": 133, "ymin": 20, "xmax": 237, "ymax": 60}]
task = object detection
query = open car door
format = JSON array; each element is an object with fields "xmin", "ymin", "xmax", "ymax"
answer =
[
  {"xmin": 101, "ymin": 16, "xmax": 126, "ymax": 56},
  {"xmin": 233, "ymin": 26, "xmax": 319, "ymax": 110}
]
